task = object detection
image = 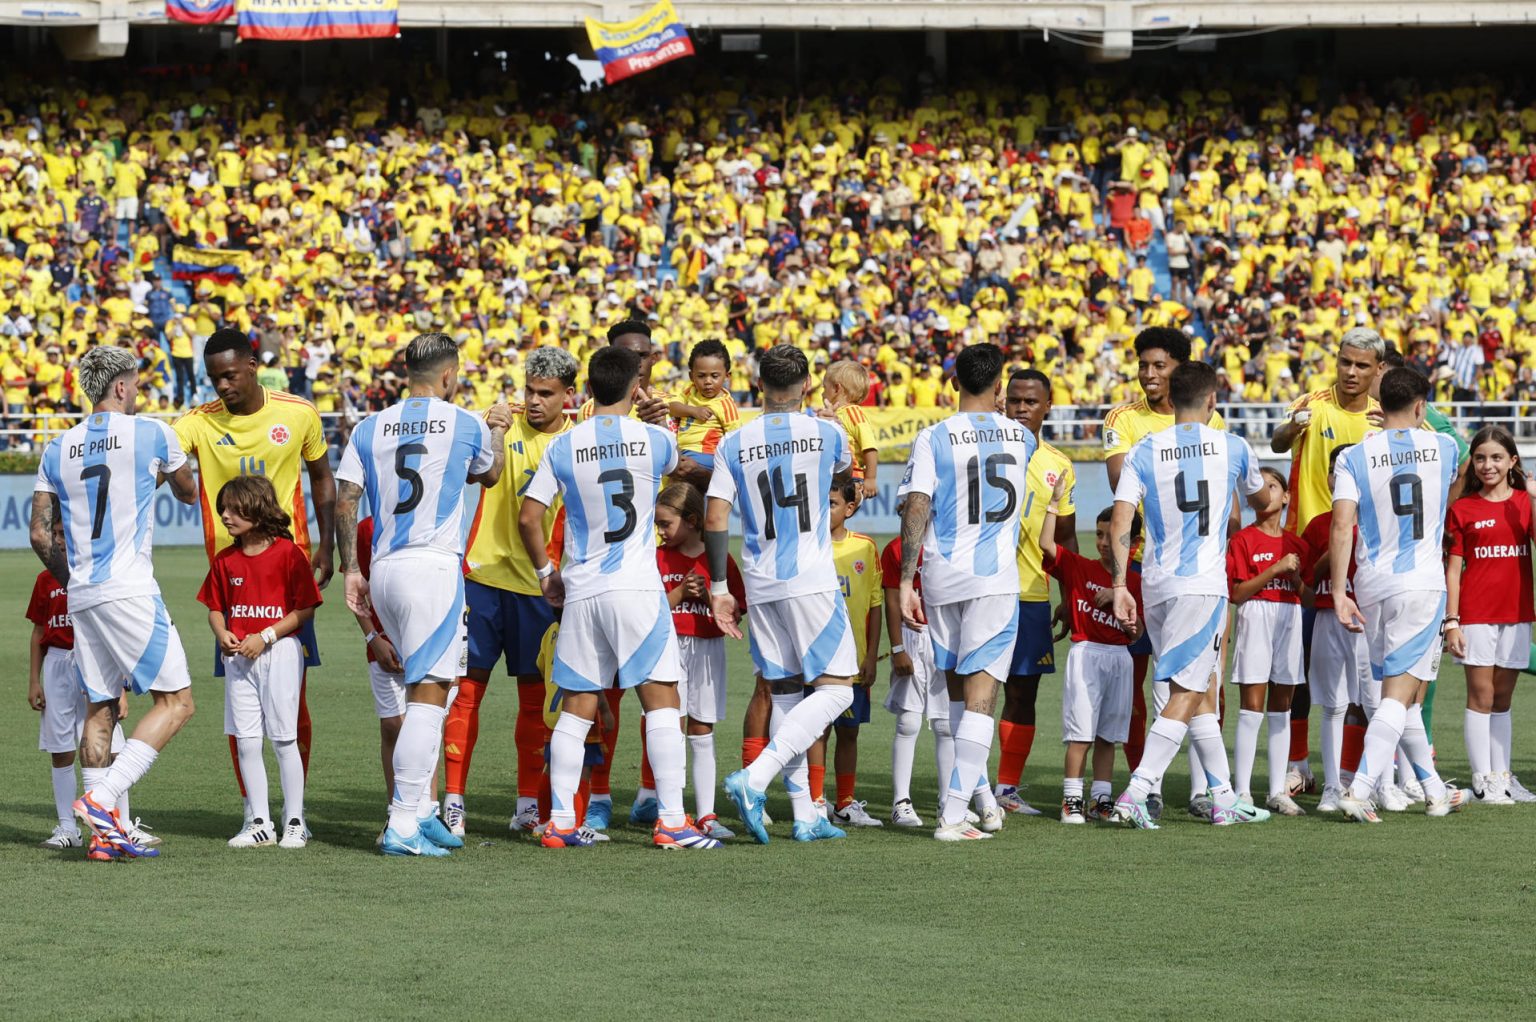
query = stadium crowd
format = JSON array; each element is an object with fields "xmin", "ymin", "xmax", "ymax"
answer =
[{"xmin": 4, "ymin": 64, "xmax": 1536, "ymax": 445}]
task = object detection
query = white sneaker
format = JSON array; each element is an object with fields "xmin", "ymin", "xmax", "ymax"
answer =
[
  {"xmin": 890, "ymin": 799, "xmax": 924, "ymax": 828},
  {"xmin": 1337, "ymin": 792, "xmax": 1381, "ymax": 823},
  {"xmin": 444, "ymin": 800, "xmax": 467, "ymax": 837},
  {"xmin": 1060, "ymin": 795, "xmax": 1086, "ymax": 824},
  {"xmin": 832, "ymin": 800, "xmax": 884, "ymax": 827},
  {"xmin": 1266, "ymin": 793, "xmax": 1306, "ymax": 816},
  {"xmin": 509, "ymin": 803, "xmax": 540, "ymax": 833},
  {"xmin": 1316, "ymin": 783, "xmax": 1345, "ymax": 813},
  {"xmin": 978, "ymin": 805, "xmax": 1005, "ymax": 833},
  {"xmin": 1425, "ymin": 784, "xmax": 1468, "ymax": 817},
  {"xmin": 228, "ymin": 819, "xmax": 276, "ymax": 848},
  {"xmin": 40, "ymin": 825, "xmax": 82, "ymax": 849},
  {"xmin": 279, "ymin": 818, "xmax": 308, "ymax": 849},
  {"xmin": 933, "ymin": 821, "xmax": 993, "ymax": 841},
  {"xmin": 1376, "ymin": 783, "xmax": 1411, "ymax": 812},
  {"xmin": 1475, "ymin": 772, "xmax": 1516, "ymax": 806},
  {"xmin": 1402, "ymin": 779, "xmax": 1426, "ymax": 804},
  {"xmin": 995, "ymin": 786, "xmax": 1043, "ymax": 816},
  {"xmin": 1504, "ymin": 772, "xmax": 1536, "ymax": 803},
  {"xmin": 126, "ymin": 817, "xmax": 161, "ymax": 847}
]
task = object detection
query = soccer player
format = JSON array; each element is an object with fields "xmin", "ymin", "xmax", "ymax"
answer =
[
  {"xmin": 198, "ymin": 476, "xmax": 323, "ymax": 849},
  {"xmin": 1108, "ymin": 360, "xmax": 1270, "ymax": 829},
  {"xmin": 448, "ymin": 346, "xmax": 578, "ymax": 837},
  {"xmin": 175, "ymin": 327, "xmax": 336, "ymax": 830},
  {"xmin": 710, "ymin": 343, "xmax": 858, "ymax": 845},
  {"xmin": 670, "ymin": 338, "xmax": 741, "ymax": 472},
  {"xmin": 1331, "ymin": 366, "xmax": 1466, "ymax": 822},
  {"xmin": 32, "ymin": 345, "xmax": 199, "ymax": 860},
  {"xmin": 879, "ymin": 523, "xmax": 937, "ymax": 827},
  {"xmin": 1444, "ymin": 426, "xmax": 1536, "ymax": 804},
  {"xmin": 825, "ymin": 470, "xmax": 884, "ymax": 827},
  {"xmin": 518, "ymin": 344, "xmax": 718, "ymax": 851},
  {"xmin": 898, "ymin": 343, "xmax": 1036, "ymax": 842},
  {"xmin": 998, "ymin": 368, "xmax": 1077, "ymax": 815},
  {"xmin": 335, "ymin": 332, "xmax": 511, "ymax": 857}
]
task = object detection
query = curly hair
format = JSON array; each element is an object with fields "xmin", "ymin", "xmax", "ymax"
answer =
[{"xmin": 216, "ymin": 475, "xmax": 294, "ymax": 545}]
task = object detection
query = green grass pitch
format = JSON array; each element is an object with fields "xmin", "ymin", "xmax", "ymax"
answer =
[{"xmin": 2, "ymin": 545, "xmax": 1534, "ymax": 1020}]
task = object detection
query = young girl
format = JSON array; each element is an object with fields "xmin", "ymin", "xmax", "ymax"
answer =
[
  {"xmin": 670, "ymin": 339, "xmax": 740, "ymax": 472},
  {"xmin": 821, "ymin": 360, "xmax": 880, "ymax": 499},
  {"xmin": 1445, "ymin": 426, "xmax": 1536, "ymax": 805},
  {"xmin": 197, "ymin": 476, "xmax": 323, "ymax": 849},
  {"xmin": 656, "ymin": 481, "xmax": 746, "ymax": 839}
]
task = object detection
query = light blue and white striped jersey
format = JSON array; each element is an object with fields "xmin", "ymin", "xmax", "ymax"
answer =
[
  {"xmin": 336, "ymin": 396, "xmax": 494, "ymax": 563},
  {"xmin": 1332, "ymin": 427, "xmax": 1459, "ymax": 601},
  {"xmin": 1114, "ymin": 421, "xmax": 1262, "ymax": 604},
  {"xmin": 526, "ymin": 413, "xmax": 677, "ymax": 601},
  {"xmin": 707, "ymin": 411, "xmax": 850, "ymax": 602},
  {"xmin": 902, "ymin": 411, "xmax": 1036, "ymax": 606},
  {"xmin": 34, "ymin": 411, "xmax": 187, "ymax": 612}
]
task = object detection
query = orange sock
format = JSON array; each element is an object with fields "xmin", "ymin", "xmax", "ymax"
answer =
[
  {"xmin": 1341, "ymin": 723, "xmax": 1366, "ymax": 774},
  {"xmin": 1289, "ymin": 716, "xmax": 1309, "ymax": 762},
  {"xmin": 996, "ymin": 721, "xmax": 1035, "ymax": 788},
  {"xmin": 515, "ymin": 683, "xmax": 550, "ymax": 799},
  {"xmin": 742, "ymin": 736, "xmax": 768, "ymax": 768},
  {"xmin": 443, "ymin": 677, "xmax": 486, "ymax": 796},
  {"xmin": 228, "ymin": 734, "xmax": 248, "ymax": 798},
  {"xmin": 835, "ymin": 773, "xmax": 857, "ymax": 808},
  {"xmin": 589, "ymin": 689, "xmax": 623, "ymax": 796},
  {"xmin": 808, "ymin": 764, "xmax": 826, "ymax": 802},
  {"xmin": 639, "ymin": 724, "xmax": 656, "ymax": 790},
  {"xmin": 574, "ymin": 777, "xmax": 591, "ymax": 826},
  {"xmin": 296, "ymin": 675, "xmax": 312, "ymax": 777}
]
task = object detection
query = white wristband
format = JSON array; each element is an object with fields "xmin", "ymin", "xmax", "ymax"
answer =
[
  {"xmin": 710, "ymin": 579, "xmax": 731, "ymax": 596},
  {"xmin": 364, "ymin": 630, "xmax": 379, "ymax": 644},
  {"xmin": 890, "ymin": 643, "xmax": 905, "ymax": 655},
  {"xmin": 535, "ymin": 561, "xmax": 555, "ymax": 580},
  {"xmin": 261, "ymin": 627, "xmax": 278, "ymax": 645}
]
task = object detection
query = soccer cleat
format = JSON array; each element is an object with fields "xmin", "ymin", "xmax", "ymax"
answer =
[
  {"xmin": 1337, "ymin": 792, "xmax": 1381, "ymax": 823},
  {"xmin": 228, "ymin": 819, "xmax": 277, "ymax": 849},
  {"xmin": 1211, "ymin": 799, "xmax": 1271, "ymax": 825},
  {"xmin": 583, "ymin": 797, "xmax": 613, "ymax": 831},
  {"xmin": 979, "ymin": 805, "xmax": 1005, "ymax": 833},
  {"xmin": 381, "ymin": 826, "xmax": 452, "ymax": 856},
  {"xmin": 509, "ymin": 803, "xmax": 541, "ymax": 833},
  {"xmin": 40, "ymin": 825, "xmax": 82, "ymax": 849},
  {"xmin": 996, "ymin": 786, "xmax": 1043, "ymax": 816},
  {"xmin": 1286, "ymin": 766, "xmax": 1317, "ymax": 796},
  {"xmin": 1187, "ymin": 793, "xmax": 1214, "ymax": 820},
  {"xmin": 1474, "ymin": 773, "xmax": 1515, "ymax": 806},
  {"xmin": 697, "ymin": 813, "xmax": 735, "ymax": 840},
  {"xmin": 761, "ymin": 807, "xmax": 774, "ymax": 826},
  {"xmin": 812, "ymin": 797, "xmax": 831, "ymax": 821},
  {"xmin": 890, "ymin": 799, "xmax": 924, "ymax": 828},
  {"xmin": 1086, "ymin": 794, "xmax": 1116, "ymax": 822},
  {"xmin": 87, "ymin": 835, "xmax": 122, "ymax": 861},
  {"xmin": 832, "ymin": 800, "xmax": 884, "ymax": 827},
  {"xmin": 539, "ymin": 824, "xmax": 601, "ymax": 849},
  {"xmin": 1425, "ymin": 785, "xmax": 1468, "ymax": 817},
  {"xmin": 1317, "ymin": 783, "xmax": 1345, "ymax": 813},
  {"xmin": 1266, "ymin": 793, "xmax": 1306, "ymax": 817},
  {"xmin": 793, "ymin": 816, "xmax": 847, "ymax": 842},
  {"xmin": 628, "ymin": 793, "xmax": 660, "ymax": 826},
  {"xmin": 1112, "ymin": 791, "xmax": 1160, "ymax": 830},
  {"xmin": 125, "ymin": 818, "xmax": 161, "ymax": 847},
  {"xmin": 932, "ymin": 821, "xmax": 993, "ymax": 841},
  {"xmin": 724, "ymin": 770, "xmax": 770, "ymax": 845},
  {"xmin": 1146, "ymin": 793, "xmax": 1164, "ymax": 821},
  {"xmin": 1402, "ymin": 779, "xmax": 1426, "ymax": 804},
  {"xmin": 1060, "ymin": 796, "xmax": 1086, "ymax": 824},
  {"xmin": 73, "ymin": 793, "xmax": 119, "ymax": 840},
  {"xmin": 279, "ymin": 819, "xmax": 308, "ymax": 849},
  {"xmin": 1504, "ymin": 772, "xmax": 1536, "ymax": 803},
  {"xmin": 418, "ymin": 814, "xmax": 464, "ymax": 850},
  {"xmin": 1376, "ymin": 783, "xmax": 1411, "ymax": 812},
  {"xmin": 654, "ymin": 818, "xmax": 724, "ymax": 850},
  {"xmin": 444, "ymin": 801, "xmax": 466, "ymax": 837}
]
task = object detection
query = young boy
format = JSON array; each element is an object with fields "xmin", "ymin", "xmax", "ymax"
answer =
[
  {"xmin": 670, "ymin": 338, "xmax": 740, "ymax": 471},
  {"xmin": 822, "ymin": 360, "xmax": 880, "ymax": 499},
  {"xmin": 881, "ymin": 521, "xmax": 936, "ymax": 828},
  {"xmin": 1041, "ymin": 496, "xmax": 1144, "ymax": 823},
  {"xmin": 1226, "ymin": 467, "xmax": 1310, "ymax": 816}
]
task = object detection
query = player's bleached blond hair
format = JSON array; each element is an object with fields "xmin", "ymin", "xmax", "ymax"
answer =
[
  {"xmin": 78, "ymin": 346, "xmax": 139, "ymax": 405},
  {"xmin": 404, "ymin": 331, "xmax": 461, "ymax": 379},
  {"xmin": 525, "ymin": 346, "xmax": 579, "ymax": 387},
  {"xmin": 823, "ymin": 359, "xmax": 870, "ymax": 402}
]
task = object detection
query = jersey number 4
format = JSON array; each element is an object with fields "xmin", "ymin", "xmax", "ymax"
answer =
[
  {"xmin": 964, "ymin": 453, "xmax": 1018, "ymax": 525},
  {"xmin": 1173, "ymin": 470, "xmax": 1210, "ymax": 537}
]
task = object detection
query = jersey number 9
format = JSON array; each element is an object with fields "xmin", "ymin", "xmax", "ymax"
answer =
[{"xmin": 1390, "ymin": 472, "xmax": 1423, "ymax": 540}]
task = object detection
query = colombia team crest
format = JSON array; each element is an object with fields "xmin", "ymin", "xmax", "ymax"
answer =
[{"xmin": 269, "ymin": 424, "xmax": 291, "ymax": 446}]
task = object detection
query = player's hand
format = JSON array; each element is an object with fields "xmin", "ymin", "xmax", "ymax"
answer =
[
  {"xmin": 117, "ymin": 692, "xmax": 129, "ymax": 724},
  {"xmin": 1365, "ymin": 408, "xmax": 1384, "ymax": 429},
  {"xmin": 311, "ymin": 544, "xmax": 335, "ymax": 591},
  {"xmin": 540, "ymin": 569, "xmax": 566, "ymax": 609},
  {"xmin": 28, "ymin": 679, "xmax": 44, "ymax": 711},
  {"xmin": 344, "ymin": 570, "xmax": 372, "ymax": 617},
  {"xmin": 1051, "ymin": 600, "xmax": 1071, "ymax": 642},
  {"xmin": 861, "ymin": 659, "xmax": 877, "ymax": 688},
  {"xmin": 485, "ymin": 399, "xmax": 513, "ymax": 432},
  {"xmin": 1444, "ymin": 625, "xmax": 1467, "ymax": 659},
  {"xmin": 633, "ymin": 387, "xmax": 670, "ymax": 426},
  {"xmin": 891, "ymin": 650, "xmax": 914, "ymax": 676},
  {"xmin": 899, "ymin": 582, "xmax": 926, "ymax": 629},
  {"xmin": 1334, "ymin": 593, "xmax": 1366, "ymax": 633},
  {"xmin": 1290, "ymin": 408, "xmax": 1312, "ymax": 428},
  {"xmin": 710, "ymin": 591, "xmax": 742, "ymax": 639},
  {"xmin": 218, "ymin": 630, "xmax": 241, "ymax": 654},
  {"xmin": 370, "ymin": 634, "xmax": 403, "ymax": 675},
  {"xmin": 235, "ymin": 634, "xmax": 268, "ymax": 659},
  {"xmin": 1111, "ymin": 586, "xmax": 1138, "ymax": 631}
]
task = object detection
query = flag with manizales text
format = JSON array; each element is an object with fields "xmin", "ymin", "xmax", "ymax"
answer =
[
  {"xmin": 236, "ymin": 0, "xmax": 398, "ymax": 40},
  {"xmin": 584, "ymin": 0, "xmax": 694, "ymax": 85}
]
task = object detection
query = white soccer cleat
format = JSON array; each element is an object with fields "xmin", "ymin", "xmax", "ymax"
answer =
[
  {"xmin": 228, "ymin": 819, "xmax": 276, "ymax": 848},
  {"xmin": 1474, "ymin": 772, "xmax": 1515, "ymax": 806},
  {"xmin": 933, "ymin": 821, "xmax": 993, "ymax": 842},
  {"xmin": 1504, "ymin": 772, "xmax": 1536, "ymax": 803},
  {"xmin": 890, "ymin": 799, "xmax": 924, "ymax": 828},
  {"xmin": 1316, "ymin": 784, "xmax": 1345, "ymax": 813},
  {"xmin": 1266, "ymin": 793, "xmax": 1306, "ymax": 816},
  {"xmin": 1376, "ymin": 783, "xmax": 1411, "ymax": 812},
  {"xmin": 1425, "ymin": 785, "xmax": 1468, "ymax": 817},
  {"xmin": 279, "ymin": 818, "xmax": 308, "ymax": 849},
  {"xmin": 831, "ymin": 800, "xmax": 884, "ymax": 827},
  {"xmin": 509, "ymin": 803, "xmax": 540, "ymax": 833},
  {"xmin": 126, "ymin": 817, "xmax": 161, "ymax": 847},
  {"xmin": 978, "ymin": 805, "xmax": 1005, "ymax": 833},
  {"xmin": 444, "ymin": 801, "xmax": 467, "ymax": 837},
  {"xmin": 1402, "ymin": 779, "xmax": 1426, "ymax": 804},
  {"xmin": 1060, "ymin": 796, "xmax": 1086, "ymax": 825},
  {"xmin": 1336, "ymin": 792, "xmax": 1381, "ymax": 824},
  {"xmin": 995, "ymin": 786, "xmax": 1043, "ymax": 816},
  {"xmin": 40, "ymin": 825, "xmax": 82, "ymax": 849}
]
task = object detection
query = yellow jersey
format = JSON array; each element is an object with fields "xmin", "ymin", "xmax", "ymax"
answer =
[
  {"xmin": 1284, "ymin": 387, "xmax": 1379, "ymax": 534},
  {"xmin": 1102, "ymin": 396, "xmax": 1228, "ymax": 459},
  {"xmin": 538, "ymin": 621, "xmax": 606, "ymax": 743},
  {"xmin": 173, "ymin": 389, "xmax": 327, "ymax": 561},
  {"xmin": 1015, "ymin": 441, "xmax": 1077, "ymax": 603},
  {"xmin": 833, "ymin": 531, "xmax": 884, "ymax": 664},
  {"xmin": 675, "ymin": 385, "xmax": 741, "ymax": 455},
  {"xmin": 465, "ymin": 414, "xmax": 573, "ymax": 595},
  {"xmin": 836, "ymin": 404, "xmax": 878, "ymax": 478}
]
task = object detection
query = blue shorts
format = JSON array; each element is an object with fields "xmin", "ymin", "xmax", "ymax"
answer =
[
  {"xmin": 466, "ymin": 580, "xmax": 555, "ymax": 676},
  {"xmin": 212, "ymin": 618, "xmax": 320, "ymax": 677},
  {"xmin": 680, "ymin": 450, "xmax": 715, "ymax": 472},
  {"xmin": 1008, "ymin": 601, "xmax": 1057, "ymax": 678},
  {"xmin": 834, "ymin": 685, "xmax": 872, "ymax": 727}
]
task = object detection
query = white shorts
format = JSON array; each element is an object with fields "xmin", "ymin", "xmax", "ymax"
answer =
[
  {"xmin": 72, "ymin": 594, "xmax": 192, "ymax": 703},
  {"xmin": 1456, "ymin": 621, "xmax": 1532, "ymax": 670},
  {"xmin": 39, "ymin": 647, "xmax": 87, "ymax": 753},
  {"xmin": 1309, "ymin": 610, "xmax": 1371, "ymax": 708},
  {"xmin": 369, "ymin": 661, "xmax": 407, "ymax": 719},
  {"xmin": 114, "ymin": 196, "xmax": 139, "ymax": 221},
  {"xmin": 551, "ymin": 590, "xmax": 681, "ymax": 691},
  {"xmin": 924, "ymin": 593, "xmax": 1018, "ymax": 683},
  {"xmin": 1363, "ymin": 591, "xmax": 1446, "ymax": 683},
  {"xmin": 885, "ymin": 624, "xmax": 945, "ymax": 720},
  {"xmin": 747, "ymin": 590, "xmax": 857, "ymax": 683},
  {"xmin": 371, "ymin": 553, "xmax": 468, "ymax": 685},
  {"xmin": 1229, "ymin": 601, "xmax": 1303, "ymax": 686},
  {"xmin": 1143, "ymin": 594, "xmax": 1226, "ymax": 693},
  {"xmin": 1061, "ymin": 641, "xmax": 1134, "ymax": 744},
  {"xmin": 222, "ymin": 636, "xmax": 304, "ymax": 741},
  {"xmin": 678, "ymin": 634, "xmax": 727, "ymax": 724}
]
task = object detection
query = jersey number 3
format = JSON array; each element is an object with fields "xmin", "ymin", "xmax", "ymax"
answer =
[{"xmin": 599, "ymin": 468, "xmax": 637, "ymax": 542}]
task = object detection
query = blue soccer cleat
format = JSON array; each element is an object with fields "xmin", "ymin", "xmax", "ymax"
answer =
[
  {"xmin": 628, "ymin": 794, "xmax": 659, "ymax": 825},
  {"xmin": 1112, "ymin": 791, "xmax": 1160, "ymax": 830},
  {"xmin": 540, "ymin": 824, "xmax": 600, "ymax": 849},
  {"xmin": 584, "ymin": 798, "xmax": 613, "ymax": 832},
  {"xmin": 418, "ymin": 814, "xmax": 464, "ymax": 849},
  {"xmin": 380, "ymin": 826, "xmax": 452, "ymax": 857},
  {"xmin": 653, "ymin": 818, "xmax": 723, "ymax": 850},
  {"xmin": 74, "ymin": 795, "xmax": 158, "ymax": 858},
  {"xmin": 792, "ymin": 816, "xmax": 846, "ymax": 842},
  {"xmin": 724, "ymin": 769, "xmax": 770, "ymax": 845}
]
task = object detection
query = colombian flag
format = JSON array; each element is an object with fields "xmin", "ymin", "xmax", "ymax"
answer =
[
  {"xmin": 171, "ymin": 245, "xmax": 253, "ymax": 283},
  {"xmin": 236, "ymin": 0, "xmax": 397, "ymax": 41},
  {"xmin": 585, "ymin": 0, "xmax": 694, "ymax": 85},
  {"xmin": 166, "ymin": 0, "xmax": 234, "ymax": 25}
]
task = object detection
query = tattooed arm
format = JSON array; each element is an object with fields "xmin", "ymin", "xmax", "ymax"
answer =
[
  {"xmin": 336, "ymin": 480, "xmax": 371, "ymax": 616},
  {"xmin": 897, "ymin": 492, "xmax": 930, "ymax": 628},
  {"xmin": 29, "ymin": 493, "xmax": 67, "ymax": 585},
  {"xmin": 1107, "ymin": 499, "xmax": 1138, "ymax": 630}
]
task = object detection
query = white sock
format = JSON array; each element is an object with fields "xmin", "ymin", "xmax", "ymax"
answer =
[
  {"xmin": 1185, "ymin": 741, "xmax": 1206, "ymax": 797},
  {"xmin": 389, "ymin": 702, "xmax": 447, "ymax": 838},
  {"xmin": 745, "ymin": 687, "xmax": 854, "ymax": 791},
  {"xmin": 94, "ymin": 739, "xmax": 156, "ymax": 813},
  {"xmin": 416, "ymin": 720, "xmax": 448, "ymax": 822},
  {"xmin": 1091, "ymin": 779, "xmax": 1113, "ymax": 800},
  {"xmin": 1492, "ymin": 710, "xmax": 1514, "ymax": 775},
  {"xmin": 942, "ymin": 711, "xmax": 995, "ymax": 826},
  {"xmin": 890, "ymin": 711, "xmax": 921, "ymax": 804},
  {"xmin": 645, "ymin": 708, "xmax": 687, "ymax": 828},
  {"xmin": 1266, "ymin": 711, "xmax": 1291, "ymax": 799},
  {"xmin": 236, "ymin": 736, "xmax": 270, "ymax": 825},
  {"xmin": 1128, "ymin": 717, "xmax": 1188, "ymax": 800},
  {"xmin": 1234, "ymin": 708, "xmax": 1263, "ymax": 797},
  {"xmin": 973, "ymin": 775, "xmax": 998, "ymax": 812},
  {"xmin": 1149, "ymin": 681, "xmax": 1170, "ymax": 796},
  {"xmin": 933, "ymin": 714, "xmax": 955, "ymax": 806},
  {"xmin": 1465, "ymin": 709, "xmax": 1493, "ymax": 777},
  {"xmin": 1320, "ymin": 704, "xmax": 1346, "ymax": 790},
  {"xmin": 1399, "ymin": 703, "xmax": 1445, "ymax": 801},
  {"xmin": 51, "ymin": 764, "xmax": 77, "ymax": 828},
  {"xmin": 1063, "ymin": 776, "xmax": 1084, "ymax": 798},
  {"xmin": 688, "ymin": 733, "xmax": 717, "ymax": 819},
  {"xmin": 117, "ymin": 783, "xmax": 131, "ymax": 824},
  {"xmin": 1187, "ymin": 713, "xmax": 1234, "ymax": 804},
  {"xmin": 1350, "ymin": 698, "xmax": 1407, "ymax": 799},
  {"xmin": 110, "ymin": 721, "xmax": 125, "ymax": 754},
  {"xmin": 273, "ymin": 738, "xmax": 305, "ymax": 827},
  {"xmin": 784, "ymin": 753, "xmax": 815, "ymax": 823},
  {"xmin": 82, "ymin": 766, "xmax": 108, "ymax": 801},
  {"xmin": 547, "ymin": 712, "xmax": 592, "ymax": 829}
]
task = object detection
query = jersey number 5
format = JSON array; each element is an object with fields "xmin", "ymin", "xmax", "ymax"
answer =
[
  {"xmin": 393, "ymin": 442, "xmax": 426, "ymax": 514},
  {"xmin": 964, "ymin": 453, "xmax": 1018, "ymax": 525}
]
